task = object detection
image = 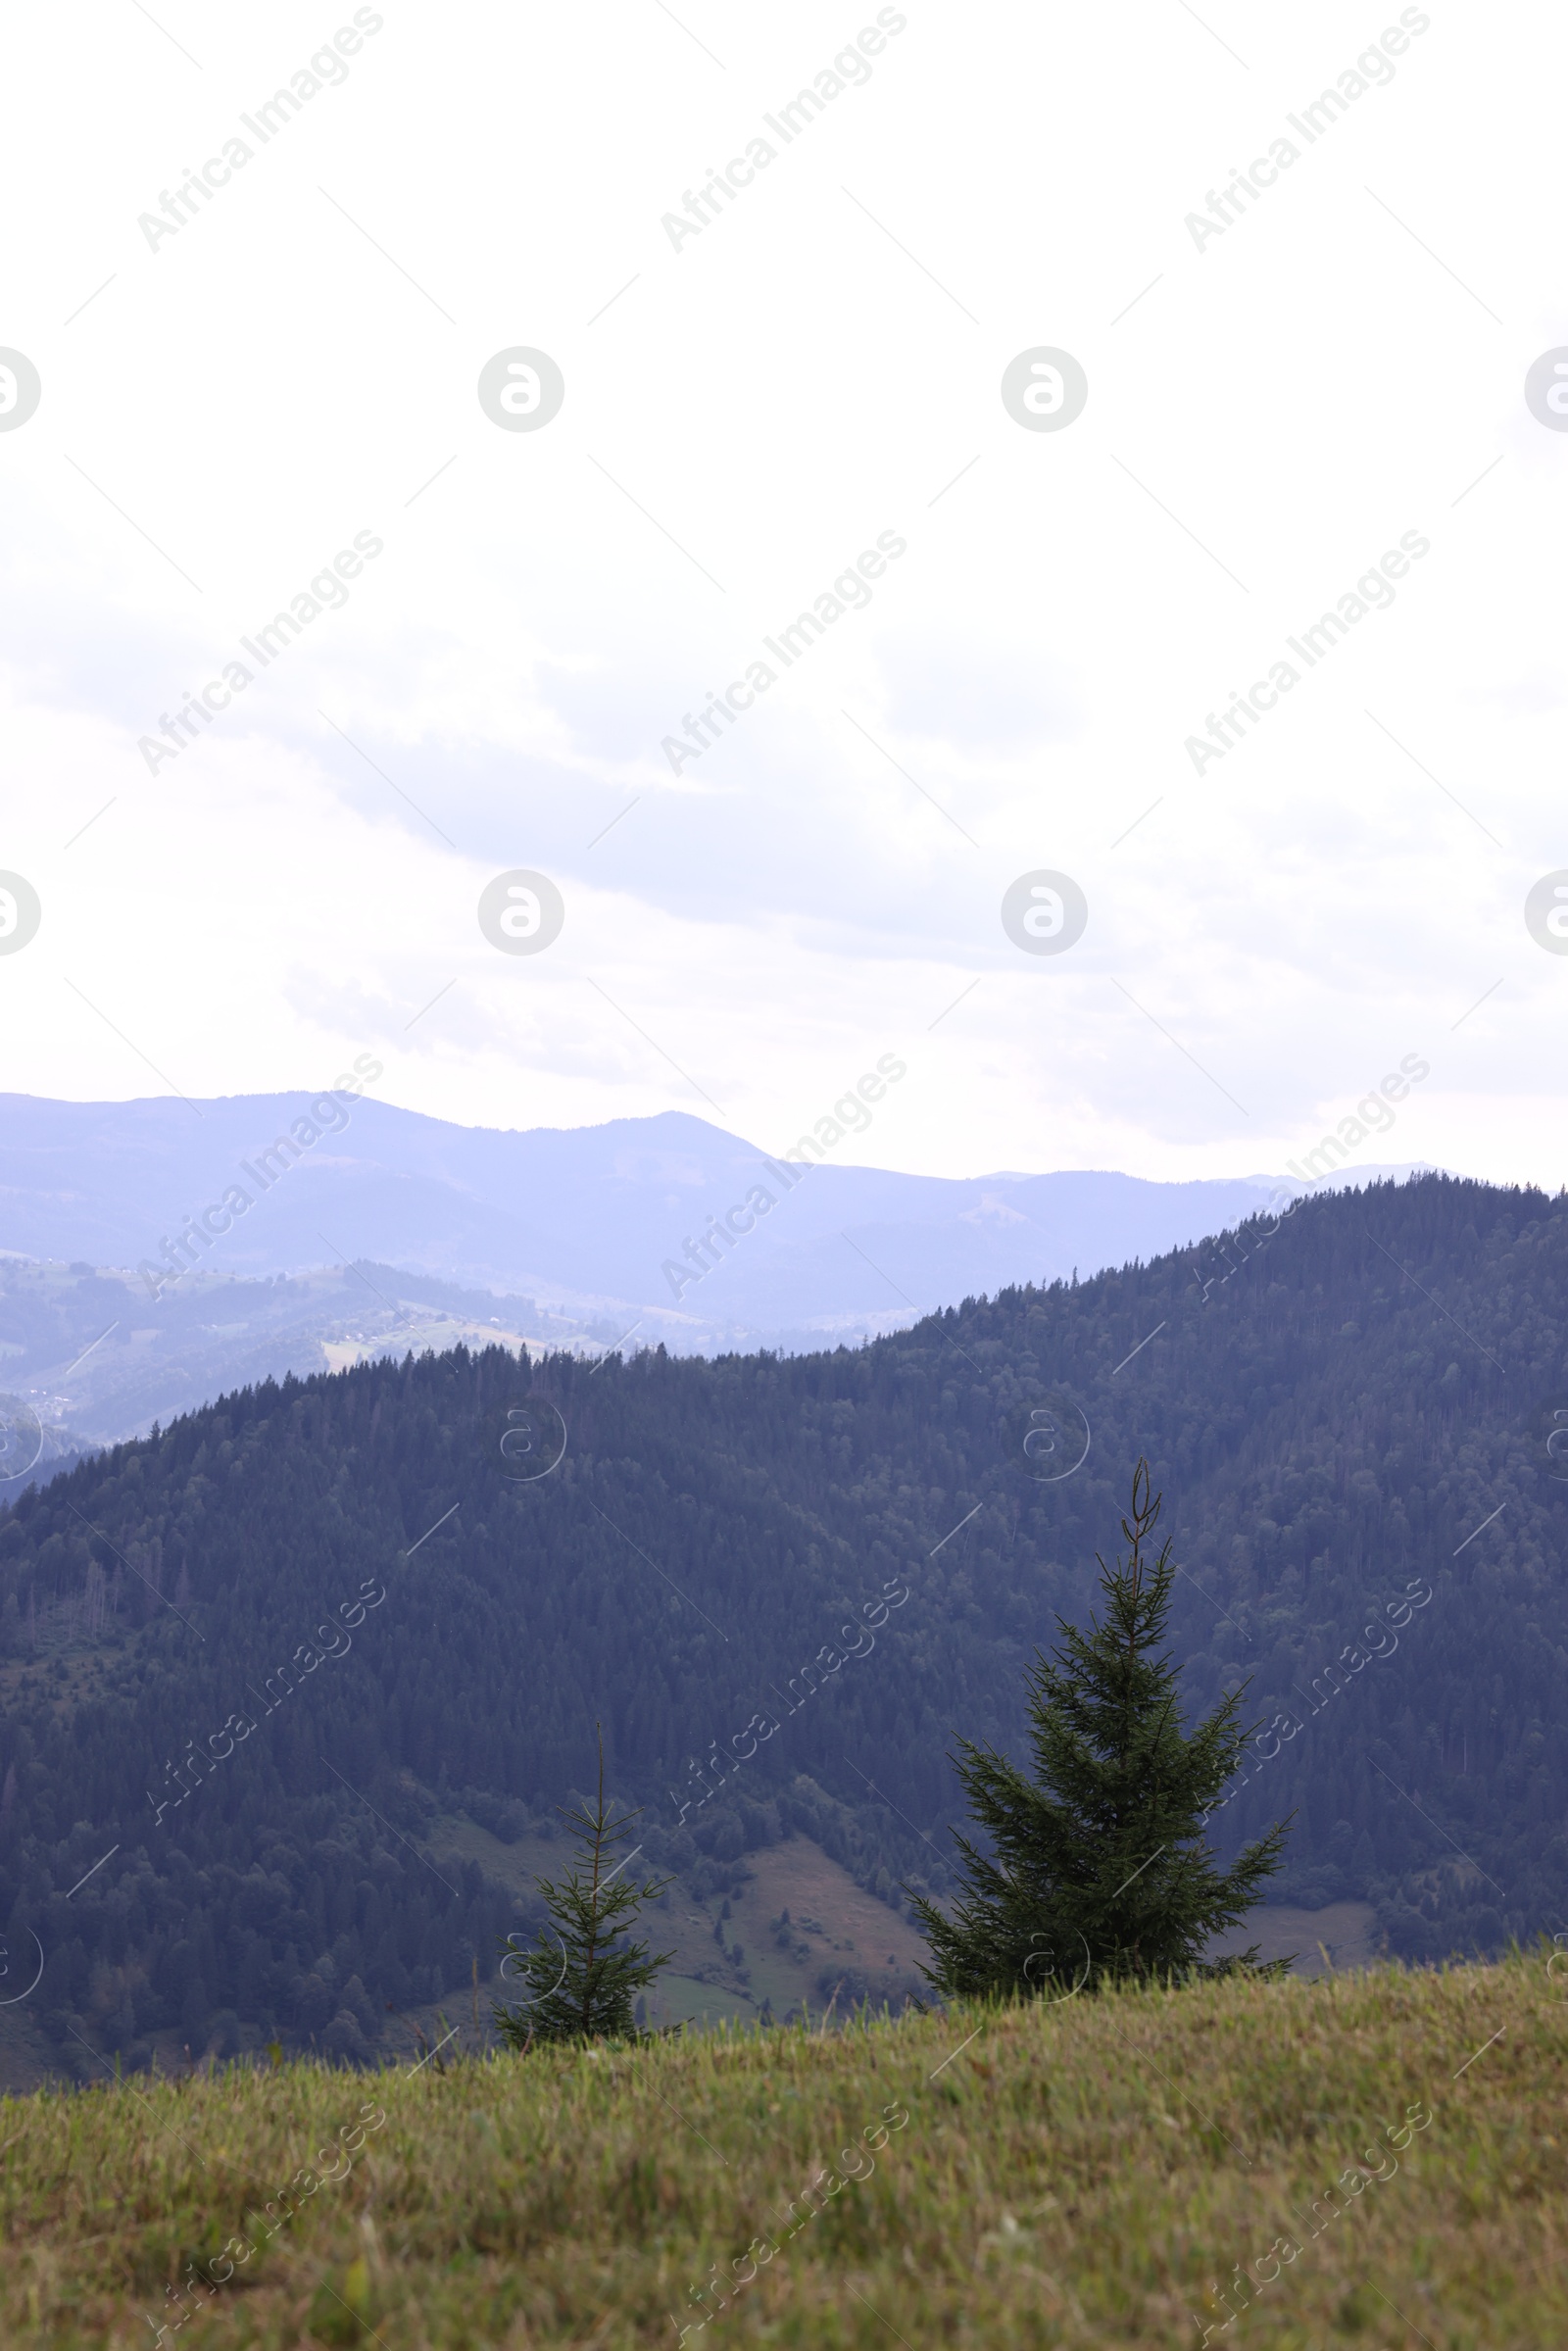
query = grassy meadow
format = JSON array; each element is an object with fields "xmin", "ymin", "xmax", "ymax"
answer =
[{"xmin": 1, "ymin": 1950, "xmax": 1563, "ymax": 2349}]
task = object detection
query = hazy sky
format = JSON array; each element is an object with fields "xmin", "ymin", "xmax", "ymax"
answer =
[{"xmin": 2, "ymin": 0, "xmax": 1564, "ymax": 1187}]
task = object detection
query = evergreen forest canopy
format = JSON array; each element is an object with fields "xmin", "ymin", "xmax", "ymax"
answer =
[{"xmin": 1, "ymin": 1169, "xmax": 1564, "ymax": 2076}]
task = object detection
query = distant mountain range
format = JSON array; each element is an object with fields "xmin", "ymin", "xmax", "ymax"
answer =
[
  {"xmin": 0, "ymin": 1255, "xmax": 595, "ymax": 1456},
  {"xmin": 0, "ymin": 1095, "xmax": 1429, "ymax": 1445}
]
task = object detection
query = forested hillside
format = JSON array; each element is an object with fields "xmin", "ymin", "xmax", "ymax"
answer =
[{"xmin": 2, "ymin": 1171, "xmax": 1564, "ymax": 2077}]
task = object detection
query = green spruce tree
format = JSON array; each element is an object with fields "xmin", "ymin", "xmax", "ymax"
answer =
[
  {"xmin": 493, "ymin": 1732, "xmax": 672, "ymax": 2047},
  {"xmin": 910, "ymin": 1462, "xmax": 1291, "ymax": 1997}
]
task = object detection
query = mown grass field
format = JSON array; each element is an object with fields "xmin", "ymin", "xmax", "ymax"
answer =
[{"xmin": 2, "ymin": 1951, "xmax": 1563, "ymax": 2348}]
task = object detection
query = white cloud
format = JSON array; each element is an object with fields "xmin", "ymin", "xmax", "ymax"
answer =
[{"xmin": 1, "ymin": 0, "xmax": 1565, "ymax": 1193}]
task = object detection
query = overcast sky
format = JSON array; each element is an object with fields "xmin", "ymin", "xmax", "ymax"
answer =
[{"xmin": 1, "ymin": 0, "xmax": 1563, "ymax": 1188}]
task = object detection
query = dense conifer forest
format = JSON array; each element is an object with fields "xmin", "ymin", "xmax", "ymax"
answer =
[{"xmin": 2, "ymin": 1170, "xmax": 1564, "ymax": 2072}]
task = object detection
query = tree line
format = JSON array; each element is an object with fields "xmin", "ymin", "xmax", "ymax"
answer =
[{"xmin": 2, "ymin": 1171, "xmax": 1564, "ymax": 2070}]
